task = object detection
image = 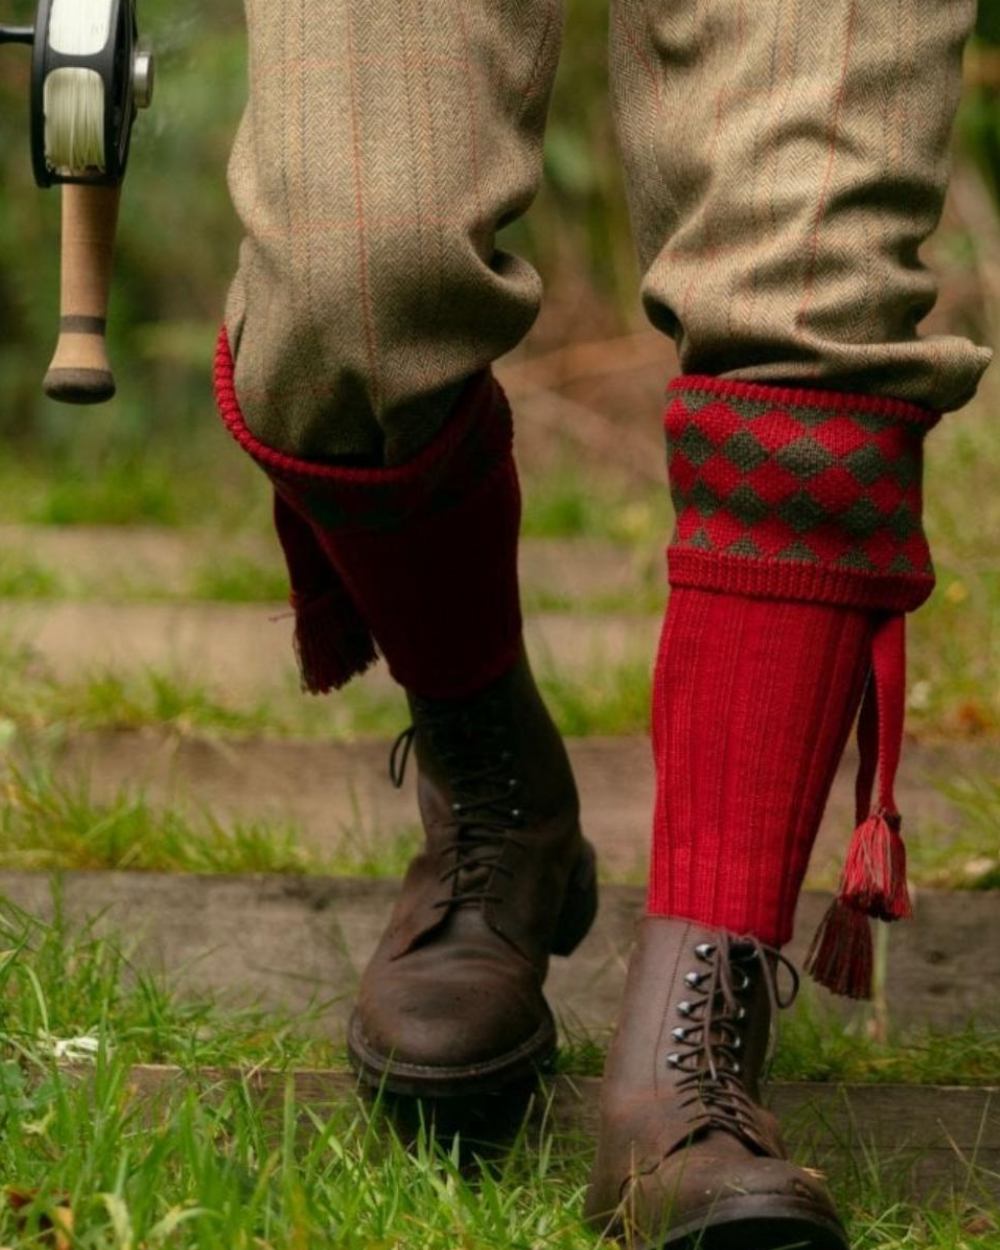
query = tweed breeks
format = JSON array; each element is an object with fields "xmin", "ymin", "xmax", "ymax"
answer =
[{"xmin": 225, "ymin": 0, "xmax": 990, "ymax": 462}]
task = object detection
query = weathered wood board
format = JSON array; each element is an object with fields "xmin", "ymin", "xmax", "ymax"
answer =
[
  {"xmin": 3, "ymin": 873, "xmax": 998, "ymax": 1033},
  {"xmin": 25, "ymin": 731, "xmax": 996, "ymax": 889},
  {"xmin": 102, "ymin": 1065, "xmax": 1000, "ymax": 1202}
]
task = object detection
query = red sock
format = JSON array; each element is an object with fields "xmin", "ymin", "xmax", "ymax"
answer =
[
  {"xmin": 649, "ymin": 376, "xmax": 940, "ymax": 996},
  {"xmin": 215, "ymin": 330, "xmax": 522, "ymax": 699},
  {"xmin": 648, "ymin": 588, "xmax": 872, "ymax": 947}
]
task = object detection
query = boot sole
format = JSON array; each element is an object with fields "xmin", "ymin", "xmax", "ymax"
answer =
[
  {"xmin": 347, "ymin": 1008, "xmax": 559, "ymax": 1099},
  {"xmin": 638, "ymin": 1196, "xmax": 849, "ymax": 1250},
  {"xmin": 347, "ymin": 838, "xmax": 599, "ymax": 1099}
]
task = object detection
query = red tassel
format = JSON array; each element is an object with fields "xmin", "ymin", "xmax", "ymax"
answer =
[
  {"xmin": 290, "ymin": 586, "xmax": 377, "ymax": 695},
  {"xmin": 840, "ymin": 811, "xmax": 912, "ymax": 922},
  {"xmin": 804, "ymin": 899, "xmax": 874, "ymax": 1000},
  {"xmin": 273, "ymin": 490, "xmax": 377, "ymax": 694},
  {"xmin": 806, "ymin": 614, "xmax": 914, "ymax": 1000}
]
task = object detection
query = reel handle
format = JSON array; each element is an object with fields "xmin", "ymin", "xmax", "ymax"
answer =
[{"xmin": 43, "ymin": 183, "xmax": 121, "ymax": 405}]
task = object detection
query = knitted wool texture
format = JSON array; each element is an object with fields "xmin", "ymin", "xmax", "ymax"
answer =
[
  {"xmin": 649, "ymin": 377, "xmax": 936, "ymax": 979},
  {"xmin": 215, "ymin": 329, "xmax": 523, "ymax": 700}
]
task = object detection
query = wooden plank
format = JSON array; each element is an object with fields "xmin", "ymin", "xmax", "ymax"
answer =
[
  {"xmin": 101, "ymin": 1065, "xmax": 1000, "ymax": 1200},
  {"xmin": 2, "ymin": 872, "xmax": 999, "ymax": 1032},
  {"xmin": 0, "ymin": 601, "xmax": 658, "ymax": 701},
  {"xmin": 25, "ymin": 730, "xmax": 996, "ymax": 888},
  {"xmin": 0, "ymin": 527, "xmax": 649, "ymax": 605}
]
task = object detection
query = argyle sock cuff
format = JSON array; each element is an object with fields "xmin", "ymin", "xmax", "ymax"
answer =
[{"xmin": 665, "ymin": 376, "xmax": 941, "ymax": 612}]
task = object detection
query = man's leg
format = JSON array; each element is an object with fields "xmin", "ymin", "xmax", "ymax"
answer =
[
  {"xmin": 588, "ymin": 2, "xmax": 989, "ymax": 1247},
  {"xmin": 218, "ymin": 0, "xmax": 597, "ymax": 1096}
]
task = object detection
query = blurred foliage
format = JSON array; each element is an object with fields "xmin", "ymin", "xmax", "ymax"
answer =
[
  {"xmin": 0, "ymin": 0, "xmax": 249, "ymax": 487},
  {"xmin": 0, "ymin": 0, "xmax": 633, "ymax": 454},
  {"xmin": 961, "ymin": 2, "xmax": 1000, "ymax": 211},
  {"xmin": 0, "ymin": 0, "xmax": 998, "ymax": 453}
]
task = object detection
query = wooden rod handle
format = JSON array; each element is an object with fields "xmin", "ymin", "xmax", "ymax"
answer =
[{"xmin": 44, "ymin": 183, "xmax": 122, "ymax": 405}]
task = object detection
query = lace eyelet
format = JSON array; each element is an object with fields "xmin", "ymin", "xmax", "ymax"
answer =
[
  {"xmin": 677, "ymin": 1000, "xmax": 693, "ymax": 1017},
  {"xmin": 671, "ymin": 1026, "xmax": 688, "ymax": 1042},
  {"xmin": 695, "ymin": 942, "xmax": 716, "ymax": 961},
  {"xmin": 732, "ymin": 1061, "xmax": 742, "ymax": 1075},
  {"xmin": 508, "ymin": 778, "xmax": 518, "ymax": 790},
  {"xmin": 666, "ymin": 1052, "xmax": 680, "ymax": 1068},
  {"xmin": 510, "ymin": 808, "xmax": 523, "ymax": 821},
  {"xmin": 737, "ymin": 1006, "xmax": 747, "ymax": 1021},
  {"xmin": 452, "ymin": 802, "xmax": 463, "ymax": 815},
  {"xmin": 732, "ymin": 1037, "xmax": 743, "ymax": 1051},
  {"xmin": 685, "ymin": 971, "xmax": 706, "ymax": 988}
]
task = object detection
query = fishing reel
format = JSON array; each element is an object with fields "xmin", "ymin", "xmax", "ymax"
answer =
[{"xmin": 1, "ymin": 0, "xmax": 154, "ymax": 403}]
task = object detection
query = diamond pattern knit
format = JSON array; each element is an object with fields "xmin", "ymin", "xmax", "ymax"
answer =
[
  {"xmin": 649, "ymin": 376, "xmax": 939, "ymax": 975},
  {"xmin": 665, "ymin": 377, "xmax": 940, "ymax": 611}
]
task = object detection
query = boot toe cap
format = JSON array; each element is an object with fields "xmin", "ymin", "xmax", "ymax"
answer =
[
  {"xmin": 352, "ymin": 956, "xmax": 553, "ymax": 1075},
  {"xmin": 620, "ymin": 1151, "xmax": 845, "ymax": 1247}
]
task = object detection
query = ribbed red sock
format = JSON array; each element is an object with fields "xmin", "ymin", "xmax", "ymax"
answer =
[
  {"xmin": 648, "ymin": 375, "xmax": 941, "ymax": 992},
  {"xmin": 647, "ymin": 588, "xmax": 872, "ymax": 947}
]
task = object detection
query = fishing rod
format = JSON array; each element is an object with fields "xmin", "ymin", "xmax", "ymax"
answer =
[{"xmin": 1, "ymin": 0, "xmax": 154, "ymax": 403}]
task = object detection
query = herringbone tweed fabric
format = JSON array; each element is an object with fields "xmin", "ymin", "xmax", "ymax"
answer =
[{"xmin": 225, "ymin": 0, "xmax": 990, "ymax": 463}]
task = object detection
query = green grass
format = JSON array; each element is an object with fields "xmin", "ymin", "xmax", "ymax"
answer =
[
  {"xmin": 771, "ymin": 1004, "xmax": 1000, "ymax": 1087},
  {"xmin": 0, "ymin": 637, "xmax": 662, "ymax": 742},
  {"xmin": 0, "ymin": 768, "xmax": 320, "ymax": 876},
  {"xmin": 0, "ymin": 638, "xmax": 411, "ymax": 741},
  {"xmin": 0, "ymin": 551, "xmax": 290, "ymax": 605},
  {"xmin": 3, "ymin": 900, "xmax": 1000, "ymax": 1085},
  {"xmin": 521, "ymin": 464, "xmax": 669, "ymax": 547},
  {"xmin": 0, "ymin": 755, "xmax": 998, "ymax": 895},
  {"xmin": 538, "ymin": 659, "xmax": 652, "ymax": 738},
  {"xmin": 0, "ymin": 767, "xmax": 423, "ymax": 880},
  {"xmin": 901, "ymin": 774, "xmax": 1000, "ymax": 891},
  {"xmin": 557, "ymin": 988, "xmax": 1000, "ymax": 1088},
  {"xmin": 0, "ymin": 904, "xmax": 999, "ymax": 1248},
  {"xmin": 190, "ymin": 557, "xmax": 291, "ymax": 604},
  {"xmin": 0, "ymin": 437, "xmax": 273, "ymax": 534}
]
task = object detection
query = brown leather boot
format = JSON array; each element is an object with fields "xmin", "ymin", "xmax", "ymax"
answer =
[
  {"xmin": 585, "ymin": 917, "xmax": 848, "ymax": 1250},
  {"xmin": 347, "ymin": 649, "xmax": 598, "ymax": 1098}
]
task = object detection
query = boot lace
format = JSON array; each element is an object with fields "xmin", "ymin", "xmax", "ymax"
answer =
[
  {"xmin": 664, "ymin": 936, "xmax": 799, "ymax": 1152},
  {"xmin": 389, "ymin": 703, "xmax": 527, "ymax": 910}
]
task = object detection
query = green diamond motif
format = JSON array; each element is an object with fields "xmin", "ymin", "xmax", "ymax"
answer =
[
  {"xmin": 776, "ymin": 437, "xmax": 835, "ymax": 480},
  {"xmin": 727, "ymin": 483, "xmax": 769, "ymax": 526},
  {"xmin": 844, "ymin": 444, "xmax": 886, "ymax": 486},
  {"xmin": 673, "ymin": 425, "xmax": 716, "ymax": 467},
  {"xmin": 888, "ymin": 552, "xmax": 917, "ymax": 574},
  {"xmin": 690, "ymin": 481, "xmax": 720, "ymax": 518},
  {"xmin": 886, "ymin": 504, "xmax": 919, "ymax": 542},
  {"xmin": 777, "ymin": 491, "xmax": 827, "ymax": 534},
  {"xmin": 727, "ymin": 536, "xmax": 762, "ymax": 558},
  {"xmin": 721, "ymin": 431, "xmax": 768, "ymax": 471},
  {"xmin": 888, "ymin": 454, "xmax": 920, "ymax": 489},
  {"xmin": 842, "ymin": 409, "xmax": 891, "ymax": 436},
  {"xmin": 778, "ymin": 541, "xmax": 820, "ymax": 564},
  {"xmin": 840, "ymin": 496, "xmax": 883, "ymax": 539},
  {"xmin": 689, "ymin": 527, "xmax": 714, "ymax": 551},
  {"xmin": 838, "ymin": 550, "xmax": 878, "ymax": 572}
]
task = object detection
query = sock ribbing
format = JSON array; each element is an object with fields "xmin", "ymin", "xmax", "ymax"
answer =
[{"xmin": 647, "ymin": 587, "xmax": 873, "ymax": 948}]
